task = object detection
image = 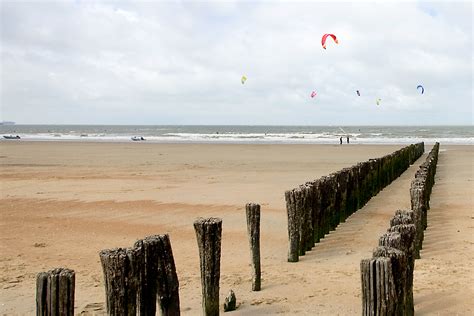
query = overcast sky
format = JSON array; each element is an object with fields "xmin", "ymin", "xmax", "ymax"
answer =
[{"xmin": 1, "ymin": 0, "xmax": 472, "ymax": 125}]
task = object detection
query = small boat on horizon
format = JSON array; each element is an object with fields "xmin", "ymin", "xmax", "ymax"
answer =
[{"xmin": 3, "ymin": 135, "xmax": 21, "ymax": 139}]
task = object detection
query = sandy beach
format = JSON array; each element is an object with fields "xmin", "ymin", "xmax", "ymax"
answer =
[{"xmin": 0, "ymin": 141, "xmax": 472, "ymax": 315}]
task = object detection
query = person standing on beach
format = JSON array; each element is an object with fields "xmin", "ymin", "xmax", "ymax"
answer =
[
  {"xmin": 340, "ymin": 137, "xmax": 343, "ymax": 145},
  {"xmin": 346, "ymin": 136, "xmax": 349, "ymax": 144}
]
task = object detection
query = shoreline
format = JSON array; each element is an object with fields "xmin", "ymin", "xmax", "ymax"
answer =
[
  {"xmin": 1, "ymin": 139, "xmax": 472, "ymax": 145},
  {"xmin": 2, "ymin": 125, "xmax": 472, "ymax": 145}
]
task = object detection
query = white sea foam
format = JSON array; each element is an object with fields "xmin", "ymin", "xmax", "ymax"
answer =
[
  {"xmin": 8, "ymin": 132, "xmax": 473, "ymax": 145},
  {"xmin": 2, "ymin": 125, "xmax": 471, "ymax": 144}
]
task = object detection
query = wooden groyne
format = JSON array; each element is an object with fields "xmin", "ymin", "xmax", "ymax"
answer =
[
  {"xmin": 360, "ymin": 143, "xmax": 440, "ymax": 315},
  {"xmin": 33, "ymin": 143, "xmax": 442, "ymax": 315},
  {"xmin": 361, "ymin": 212, "xmax": 416, "ymax": 315},
  {"xmin": 410, "ymin": 142, "xmax": 440, "ymax": 258},
  {"xmin": 35, "ymin": 219, "xmax": 226, "ymax": 316},
  {"xmin": 285, "ymin": 143, "xmax": 425, "ymax": 262}
]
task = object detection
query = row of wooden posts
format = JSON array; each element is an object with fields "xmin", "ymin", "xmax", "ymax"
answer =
[
  {"xmin": 34, "ymin": 143, "xmax": 437, "ymax": 315},
  {"xmin": 410, "ymin": 142, "xmax": 440, "ymax": 258},
  {"xmin": 36, "ymin": 204, "xmax": 262, "ymax": 316},
  {"xmin": 285, "ymin": 142, "xmax": 425, "ymax": 262},
  {"xmin": 360, "ymin": 143, "xmax": 440, "ymax": 316}
]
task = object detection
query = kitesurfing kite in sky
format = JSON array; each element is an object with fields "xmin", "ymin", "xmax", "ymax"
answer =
[
  {"xmin": 417, "ymin": 85, "xmax": 424, "ymax": 94},
  {"xmin": 322, "ymin": 34, "xmax": 338, "ymax": 49},
  {"xmin": 236, "ymin": 33, "xmax": 423, "ymax": 108}
]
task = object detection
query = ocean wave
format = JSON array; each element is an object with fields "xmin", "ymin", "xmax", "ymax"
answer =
[{"xmin": 4, "ymin": 133, "xmax": 472, "ymax": 145}]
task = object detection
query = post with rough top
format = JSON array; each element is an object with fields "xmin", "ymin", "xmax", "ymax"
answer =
[
  {"xmin": 194, "ymin": 217, "xmax": 222, "ymax": 316},
  {"xmin": 285, "ymin": 189, "xmax": 300, "ymax": 262},
  {"xmin": 361, "ymin": 247, "xmax": 408, "ymax": 316},
  {"xmin": 133, "ymin": 234, "xmax": 180, "ymax": 316},
  {"xmin": 36, "ymin": 268, "xmax": 75, "ymax": 316},
  {"xmin": 99, "ymin": 247, "xmax": 142, "ymax": 316},
  {"xmin": 246, "ymin": 203, "xmax": 261, "ymax": 291}
]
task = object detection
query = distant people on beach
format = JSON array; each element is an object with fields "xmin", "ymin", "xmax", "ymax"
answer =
[{"xmin": 339, "ymin": 136, "xmax": 350, "ymax": 144}]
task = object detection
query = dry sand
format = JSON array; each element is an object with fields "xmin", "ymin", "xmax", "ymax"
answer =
[{"xmin": 0, "ymin": 142, "xmax": 472, "ymax": 315}]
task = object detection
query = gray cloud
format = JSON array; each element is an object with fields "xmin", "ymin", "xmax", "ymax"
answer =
[{"xmin": 1, "ymin": 0, "xmax": 472, "ymax": 125}]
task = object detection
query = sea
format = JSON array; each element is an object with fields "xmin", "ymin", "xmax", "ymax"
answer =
[{"xmin": 0, "ymin": 125, "xmax": 472, "ymax": 145}]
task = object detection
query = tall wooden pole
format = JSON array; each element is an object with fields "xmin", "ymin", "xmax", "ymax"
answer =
[
  {"xmin": 246, "ymin": 203, "xmax": 261, "ymax": 291},
  {"xmin": 194, "ymin": 217, "xmax": 222, "ymax": 316}
]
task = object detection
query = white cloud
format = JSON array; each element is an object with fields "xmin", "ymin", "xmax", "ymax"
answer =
[{"xmin": 0, "ymin": 0, "xmax": 472, "ymax": 124}]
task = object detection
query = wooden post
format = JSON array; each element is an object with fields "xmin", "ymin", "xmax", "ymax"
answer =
[
  {"xmin": 389, "ymin": 225, "xmax": 416, "ymax": 315},
  {"xmin": 318, "ymin": 176, "xmax": 331, "ymax": 237},
  {"xmin": 357, "ymin": 162, "xmax": 369, "ymax": 208},
  {"xmin": 347, "ymin": 166, "xmax": 358, "ymax": 216},
  {"xmin": 133, "ymin": 234, "xmax": 180, "ymax": 316},
  {"xmin": 368, "ymin": 159, "xmax": 380, "ymax": 197},
  {"xmin": 311, "ymin": 180, "xmax": 322, "ymax": 244},
  {"xmin": 296, "ymin": 187, "xmax": 307, "ymax": 255},
  {"xmin": 36, "ymin": 268, "xmax": 75, "ymax": 316},
  {"xmin": 339, "ymin": 168, "xmax": 350, "ymax": 222},
  {"xmin": 194, "ymin": 217, "xmax": 222, "ymax": 316},
  {"xmin": 390, "ymin": 210, "xmax": 414, "ymax": 227},
  {"xmin": 335, "ymin": 170, "xmax": 349, "ymax": 223},
  {"xmin": 372, "ymin": 246, "xmax": 409, "ymax": 316},
  {"xmin": 360, "ymin": 256, "xmax": 397, "ymax": 316},
  {"xmin": 302, "ymin": 184, "xmax": 314, "ymax": 252},
  {"xmin": 294, "ymin": 187, "xmax": 308, "ymax": 256},
  {"xmin": 246, "ymin": 203, "xmax": 261, "ymax": 291},
  {"xmin": 326, "ymin": 174, "xmax": 338, "ymax": 231},
  {"xmin": 285, "ymin": 189, "xmax": 300, "ymax": 262},
  {"xmin": 99, "ymin": 247, "xmax": 142, "ymax": 316},
  {"xmin": 410, "ymin": 183, "xmax": 426, "ymax": 258}
]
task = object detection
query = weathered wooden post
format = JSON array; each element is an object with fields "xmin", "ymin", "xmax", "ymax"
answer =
[
  {"xmin": 373, "ymin": 246, "xmax": 409, "ymax": 316},
  {"xmin": 297, "ymin": 186, "xmax": 308, "ymax": 255},
  {"xmin": 99, "ymin": 247, "xmax": 142, "ymax": 316},
  {"xmin": 302, "ymin": 184, "xmax": 315, "ymax": 252},
  {"xmin": 311, "ymin": 180, "xmax": 322, "ymax": 244},
  {"xmin": 246, "ymin": 203, "xmax": 261, "ymax": 291},
  {"xmin": 357, "ymin": 162, "xmax": 369, "ymax": 208},
  {"xmin": 361, "ymin": 256, "xmax": 398, "ymax": 315},
  {"xmin": 285, "ymin": 188, "xmax": 300, "ymax": 262},
  {"xmin": 335, "ymin": 170, "xmax": 348, "ymax": 223},
  {"xmin": 410, "ymin": 182, "xmax": 426, "ymax": 258},
  {"xmin": 134, "ymin": 234, "xmax": 180, "ymax": 316},
  {"xmin": 382, "ymin": 155, "xmax": 391, "ymax": 187},
  {"xmin": 194, "ymin": 217, "xmax": 223, "ymax": 316},
  {"xmin": 390, "ymin": 209, "xmax": 414, "ymax": 227},
  {"xmin": 347, "ymin": 166, "xmax": 358, "ymax": 216},
  {"xmin": 318, "ymin": 176, "xmax": 331, "ymax": 237},
  {"xmin": 388, "ymin": 225, "xmax": 416, "ymax": 315},
  {"xmin": 340, "ymin": 168, "xmax": 352, "ymax": 221},
  {"xmin": 36, "ymin": 268, "xmax": 75, "ymax": 316},
  {"xmin": 327, "ymin": 174, "xmax": 339, "ymax": 231}
]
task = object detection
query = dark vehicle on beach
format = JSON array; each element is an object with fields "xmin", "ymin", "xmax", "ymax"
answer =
[{"xmin": 3, "ymin": 135, "xmax": 20, "ymax": 139}]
